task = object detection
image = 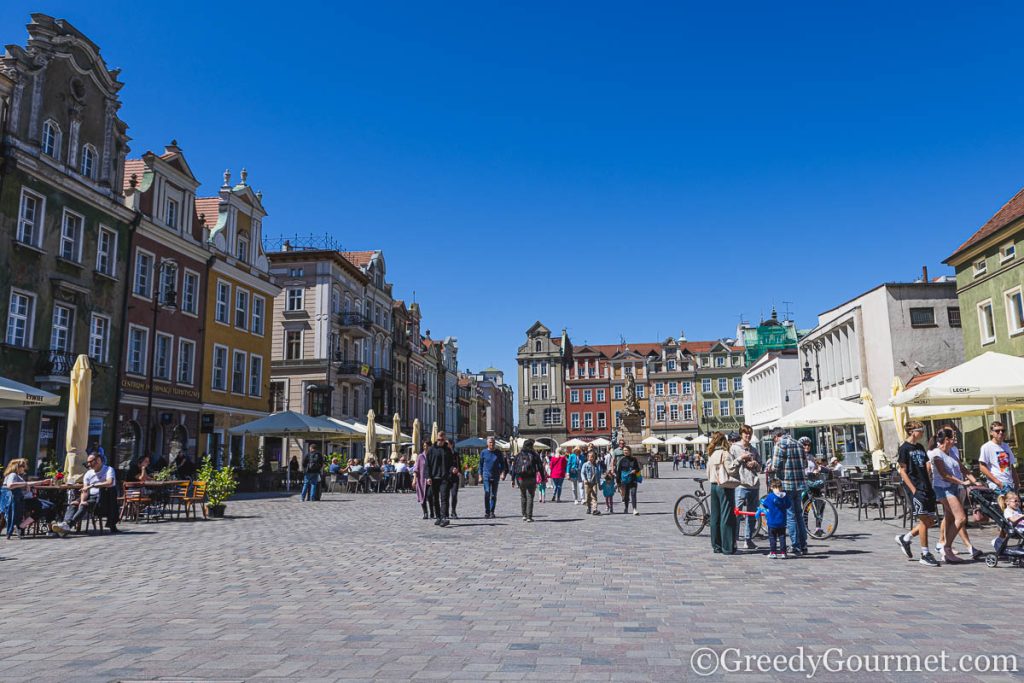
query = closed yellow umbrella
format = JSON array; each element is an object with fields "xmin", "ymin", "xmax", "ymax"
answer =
[
  {"xmin": 64, "ymin": 354, "xmax": 92, "ymax": 479},
  {"xmin": 411, "ymin": 418, "xmax": 421, "ymax": 463},
  {"xmin": 392, "ymin": 412, "xmax": 401, "ymax": 462},
  {"xmin": 891, "ymin": 377, "xmax": 909, "ymax": 442},
  {"xmin": 431, "ymin": 421, "xmax": 438, "ymax": 444},
  {"xmin": 861, "ymin": 388, "xmax": 887, "ymax": 471},
  {"xmin": 365, "ymin": 409, "xmax": 376, "ymax": 462}
]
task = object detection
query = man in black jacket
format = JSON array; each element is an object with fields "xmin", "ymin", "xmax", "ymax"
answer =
[
  {"xmin": 513, "ymin": 439, "xmax": 546, "ymax": 522},
  {"xmin": 426, "ymin": 431, "xmax": 457, "ymax": 527}
]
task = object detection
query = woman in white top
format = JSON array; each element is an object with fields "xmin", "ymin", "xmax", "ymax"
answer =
[
  {"xmin": 2, "ymin": 458, "xmax": 53, "ymax": 532},
  {"xmin": 927, "ymin": 428, "xmax": 981, "ymax": 562}
]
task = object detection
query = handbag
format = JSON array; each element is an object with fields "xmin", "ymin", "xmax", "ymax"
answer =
[{"xmin": 711, "ymin": 450, "xmax": 742, "ymax": 489}]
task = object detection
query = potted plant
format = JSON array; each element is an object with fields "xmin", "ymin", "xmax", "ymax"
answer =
[
  {"xmin": 197, "ymin": 455, "xmax": 238, "ymax": 518},
  {"xmin": 463, "ymin": 453, "xmax": 480, "ymax": 485}
]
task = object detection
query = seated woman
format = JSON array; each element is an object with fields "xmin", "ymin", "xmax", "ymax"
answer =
[
  {"xmin": 364, "ymin": 457, "xmax": 383, "ymax": 491},
  {"xmin": 2, "ymin": 458, "xmax": 55, "ymax": 536},
  {"xmin": 347, "ymin": 459, "xmax": 366, "ymax": 492},
  {"xmin": 395, "ymin": 457, "xmax": 410, "ymax": 491},
  {"xmin": 126, "ymin": 455, "xmax": 151, "ymax": 483}
]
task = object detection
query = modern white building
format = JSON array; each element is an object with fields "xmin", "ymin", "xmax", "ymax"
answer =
[
  {"xmin": 798, "ymin": 278, "xmax": 964, "ymax": 461},
  {"xmin": 742, "ymin": 349, "xmax": 802, "ymax": 451}
]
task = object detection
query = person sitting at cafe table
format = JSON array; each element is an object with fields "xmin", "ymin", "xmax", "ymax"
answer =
[
  {"xmin": 3, "ymin": 458, "xmax": 55, "ymax": 536},
  {"xmin": 51, "ymin": 453, "xmax": 118, "ymax": 537},
  {"xmin": 347, "ymin": 458, "xmax": 366, "ymax": 491},
  {"xmin": 126, "ymin": 455, "xmax": 151, "ymax": 483},
  {"xmin": 828, "ymin": 456, "xmax": 846, "ymax": 477},
  {"xmin": 174, "ymin": 452, "xmax": 196, "ymax": 480}
]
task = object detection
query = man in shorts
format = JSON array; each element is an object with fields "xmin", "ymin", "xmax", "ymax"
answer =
[
  {"xmin": 895, "ymin": 421, "xmax": 939, "ymax": 567},
  {"xmin": 979, "ymin": 421, "xmax": 1019, "ymax": 494}
]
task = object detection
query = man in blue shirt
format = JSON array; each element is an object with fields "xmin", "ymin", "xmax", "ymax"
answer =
[{"xmin": 478, "ymin": 436, "xmax": 508, "ymax": 519}]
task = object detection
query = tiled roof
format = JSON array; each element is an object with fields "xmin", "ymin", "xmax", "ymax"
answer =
[
  {"xmin": 122, "ymin": 159, "xmax": 145, "ymax": 191},
  {"xmin": 587, "ymin": 340, "xmax": 741, "ymax": 358},
  {"xmin": 906, "ymin": 369, "xmax": 945, "ymax": 389},
  {"xmin": 194, "ymin": 197, "xmax": 221, "ymax": 225},
  {"xmin": 948, "ymin": 185, "xmax": 1024, "ymax": 261},
  {"xmin": 341, "ymin": 251, "xmax": 377, "ymax": 269}
]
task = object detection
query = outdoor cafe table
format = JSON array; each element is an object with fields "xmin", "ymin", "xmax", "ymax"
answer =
[
  {"xmin": 849, "ymin": 474, "xmax": 888, "ymax": 520},
  {"xmin": 133, "ymin": 480, "xmax": 188, "ymax": 519}
]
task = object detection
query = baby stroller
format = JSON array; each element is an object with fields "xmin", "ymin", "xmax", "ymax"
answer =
[{"xmin": 969, "ymin": 488, "xmax": 1024, "ymax": 568}]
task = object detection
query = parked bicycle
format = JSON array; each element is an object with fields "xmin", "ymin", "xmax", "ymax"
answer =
[
  {"xmin": 674, "ymin": 477, "xmax": 710, "ymax": 536},
  {"xmin": 753, "ymin": 479, "xmax": 839, "ymax": 540}
]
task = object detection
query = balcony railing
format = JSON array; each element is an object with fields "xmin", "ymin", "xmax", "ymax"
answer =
[
  {"xmin": 337, "ymin": 312, "xmax": 372, "ymax": 329},
  {"xmin": 35, "ymin": 349, "xmax": 76, "ymax": 378},
  {"xmin": 372, "ymin": 367, "xmax": 394, "ymax": 384},
  {"xmin": 335, "ymin": 356, "xmax": 372, "ymax": 378}
]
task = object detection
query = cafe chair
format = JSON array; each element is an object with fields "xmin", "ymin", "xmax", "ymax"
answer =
[{"xmin": 175, "ymin": 481, "xmax": 208, "ymax": 520}]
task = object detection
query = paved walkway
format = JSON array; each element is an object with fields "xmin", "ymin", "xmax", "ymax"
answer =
[{"xmin": 0, "ymin": 471, "xmax": 1013, "ymax": 681}]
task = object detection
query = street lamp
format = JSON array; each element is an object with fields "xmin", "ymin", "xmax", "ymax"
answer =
[
  {"xmin": 144, "ymin": 259, "xmax": 178, "ymax": 459},
  {"xmin": 801, "ymin": 339, "xmax": 824, "ymax": 400}
]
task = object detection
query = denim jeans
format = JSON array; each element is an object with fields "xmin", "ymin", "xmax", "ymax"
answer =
[
  {"xmin": 482, "ymin": 478, "xmax": 500, "ymax": 516},
  {"xmin": 301, "ymin": 473, "xmax": 320, "ymax": 501},
  {"xmin": 735, "ymin": 486, "xmax": 760, "ymax": 541},
  {"xmin": 785, "ymin": 488, "xmax": 808, "ymax": 552},
  {"xmin": 551, "ymin": 478, "xmax": 564, "ymax": 500}
]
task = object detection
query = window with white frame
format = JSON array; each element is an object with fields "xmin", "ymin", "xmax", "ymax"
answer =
[
  {"xmin": 126, "ymin": 326, "xmax": 148, "ymax": 375},
  {"xmin": 236, "ymin": 235, "xmax": 249, "ymax": 263},
  {"xmin": 270, "ymin": 380, "xmax": 287, "ymax": 412},
  {"xmin": 80, "ymin": 144, "xmax": 96, "ymax": 179},
  {"xmin": 288, "ymin": 268, "xmax": 304, "ymax": 278},
  {"xmin": 88, "ymin": 314, "xmax": 109, "ymax": 362},
  {"xmin": 974, "ymin": 258, "xmax": 987, "ymax": 277},
  {"xmin": 215, "ymin": 281, "xmax": 230, "ymax": 323},
  {"xmin": 285, "ymin": 330, "xmax": 301, "ymax": 360},
  {"xmin": 979, "ymin": 300, "xmax": 996, "ymax": 344},
  {"xmin": 615, "ymin": 411, "xmax": 622, "ymax": 427},
  {"xmin": 667, "ymin": 360, "xmax": 676, "ymax": 370},
  {"xmin": 597, "ymin": 412, "xmax": 606, "ymax": 428},
  {"xmin": 234, "ymin": 289, "xmax": 249, "ymax": 330},
  {"xmin": 1006, "ymin": 288, "xmax": 1024, "ymax": 335},
  {"xmin": 543, "ymin": 407, "xmax": 561, "ymax": 426},
  {"xmin": 134, "ymin": 251, "xmax": 154, "ymax": 297},
  {"xmin": 249, "ymin": 355, "xmax": 263, "ymax": 397},
  {"xmin": 154, "ymin": 333, "xmax": 172, "ymax": 380},
  {"xmin": 571, "ymin": 412, "xmax": 580, "ymax": 429},
  {"xmin": 5, "ymin": 290, "xmax": 34, "ymax": 347},
  {"xmin": 584, "ymin": 412, "xmax": 593, "ymax": 429},
  {"xmin": 541, "ymin": 384, "xmax": 549, "ymax": 399},
  {"xmin": 736, "ymin": 399, "xmax": 744, "ymax": 415},
  {"xmin": 50, "ymin": 304, "xmax": 72, "ymax": 352},
  {"xmin": 165, "ymin": 197, "xmax": 179, "ymax": 230},
  {"xmin": 211, "ymin": 345, "xmax": 228, "ymax": 390},
  {"xmin": 231, "ymin": 350, "xmax": 246, "ymax": 394},
  {"xmin": 718, "ymin": 378, "xmax": 728, "ymax": 392},
  {"xmin": 668, "ymin": 381, "xmax": 678, "ymax": 395},
  {"xmin": 703, "ymin": 400, "xmax": 713, "ymax": 417},
  {"xmin": 656, "ymin": 404, "xmax": 666, "ymax": 421},
  {"xmin": 614, "ymin": 385, "xmax": 623, "ymax": 400},
  {"xmin": 733, "ymin": 377, "xmax": 743, "ymax": 392},
  {"xmin": 641, "ymin": 415, "xmax": 647, "ymax": 427},
  {"xmin": 719, "ymin": 400, "xmax": 730, "ymax": 417},
  {"xmin": 583, "ymin": 389, "xmax": 592, "ymax": 402},
  {"xmin": 702, "ymin": 378, "xmax": 712, "ymax": 393},
  {"xmin": 670, "ymin": 404, "xmax": 679, "ymax": 421},
  {"xmin": 541, "ymin": 361, "xmax": 549, "ymax": 376},
  {"xmin": 682, "ymin": 380, "xmax": 692, "ymax": 395},
  {"xmin": 684, "ymin": 403, "xmax": 693, "ymax": 421},
  {"xmin": 182, "ymin": 271, "xmax": 199, "ymax": 314},
  {"xmin": 17, "ymin": 188, "xmax": 44, "ymax": 247},
  {"xmin": 41, "ymin": 120, "xmax": 61, "ymax": 158},
  {"xmin": 570, "ymin": 389, "xmax": 579, "ymax": 403},
  {"xmin": 636, "ymin": 385, "xmax": 645, "ymax": 398},
  {"xmin": 732, "ymin": 355, "xmax": 742, "ymax": 367},
  {"xmin": 177, "ymin": 339, "xmax": 195, "ymax": 384},
  {"xmin": 59, "ymin": 209, "xmax": 84, "ymax": 262},
  {"xmin": 701, "ymin": 355, "xmax": 709, "ymax": 367},
  {"xmin": 531, "ymin": 361, "xmax": 539, "ymax": 376},
  {"xmin": 655, "ymin": 382, "xmax": 664, "ymax": 396},
  {"xmin": 95, "ymin": 226, "xmax": 116, "ymax": 276},
  {"xmin": 715, "ymin": 356, "xmax": 725, "ymax": 367},
  {"xmin": 159, "ymin": 262, "xmax": 177, "ymax": 307},
  {"xmin": 531, "ymin": 385, "xmax": 539, "ymax": 400},
  {"xmin": 286, "ymin": 287, "xmax": 303, "ymax": 311},
  {"xmin": 596, "ymin": 389, "xmax": 606, "ymax": 402},
  {"xmin": 252, "ymin": 295, "xmax": 265, "ymax": 335},
  {"xmin": 1002, "ymin": 243, "xmax": 1017, "ymax": 263}
]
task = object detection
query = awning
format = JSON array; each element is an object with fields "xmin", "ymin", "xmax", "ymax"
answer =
[{"xmin": 0, "ymin": 375, "xmax": 60, "ymax": 409}]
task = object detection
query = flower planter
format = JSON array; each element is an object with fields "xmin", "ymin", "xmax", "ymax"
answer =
[{"xmin": 208, "ymin": 504, "xmax": 226, "ymax": 518}]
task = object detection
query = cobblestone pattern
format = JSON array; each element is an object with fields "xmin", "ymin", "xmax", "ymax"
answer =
[{"xmin": 0, "ymin": 472, "xmax": 1009, "ymax": 681}]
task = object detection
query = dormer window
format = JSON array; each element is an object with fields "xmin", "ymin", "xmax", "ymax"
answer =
[
  {"xmin": 165, "ymin": 198, "xmax": 179, "ymax": 229},
  {"xmin": 42, "ymin": 120, "xmax": 61, "ymax": 159},
  {"xmin": 80, "ymin": 144, "xmax": 96, "ymax": 179},
  {"xmin": 236, "ymin": 234, "xmax": 249, "ymax": 264}
]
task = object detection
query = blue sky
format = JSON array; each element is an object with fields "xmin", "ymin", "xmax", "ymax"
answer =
[{"xmin": 5, "ymin": 2, "xmax": 1024, "ymax": 392}]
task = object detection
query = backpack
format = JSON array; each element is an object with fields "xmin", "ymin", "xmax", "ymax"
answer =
[
  {"xmin": 515, "ymin": 452, "xmax": 538, "ymax": 479},
  {"xmin": 568, "ymin": 454, "xmax": 581, "ymax": 479}
]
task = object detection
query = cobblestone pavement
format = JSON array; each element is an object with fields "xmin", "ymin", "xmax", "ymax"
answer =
[{"xmin": 0, "ymin": 470, "xmax": 1013, "ymax": 682}]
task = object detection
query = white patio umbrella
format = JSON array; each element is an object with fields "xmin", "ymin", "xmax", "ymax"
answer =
[
  {"xmin": 0, "ymin": 375, "xmax": 59, "ymax": 409},
  {"xmin": 365, "ymin": 410, "xmax": 377, "ymax": 462},
  {"xmin": 687, "ymin": 435, "xmax": 710, "ymax": 445},
  {"xmin": 411, "ymin": 419, "xmax": 422, "ymax": 462},
  {"xmin": 560, "ymin": 437, "xmax": 586, "ymax": 448},
  {"xmin": 534, "ymin": 441, "xmax": 551, "ymax": 451},
  {"xmin": 861, "ymin": 388, "xmax": 889, "ymax": 471},
  {"xmin": 665, "ymin": 436, "xmax": 689, "ymax": 445},
  {"xmin": 772, "ymin": 397, "xmax": 865, "ymax": 429},
  {"xmin": 229, "ymin": 411, "xmax": 358, "ymax": 438},
  {"xmin": 589, "ymin": 437, "xmax": 612, "ymax": 447},
  {"xmin": 641, "ymin": 436, "xmax": 664, "ymax": 445},
  {"xmin": 392, "ymin": 412, "xmax": 401, "ymax": 462},
  {"xmin": 64, "ymin": 355, "xmax": 92, "ymax": 479},
  {"xmin": 891, "ymin": 376, "xmax": 909, "ymax": 440},
  {"xmin": 431, "ymin": 421, "xmax": 439, "ymax": 444},
  {"xmin": 891, "ymin": 352, "xmax": 1024, "ymax": 412},
  {"xmin": 496, "ymin": 439, "xmax": 511, "ymax": 451}
]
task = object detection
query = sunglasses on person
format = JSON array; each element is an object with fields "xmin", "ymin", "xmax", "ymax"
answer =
[{"xmin": 993, "ymin": 428, "xmax": 1005, "ymax": 433}]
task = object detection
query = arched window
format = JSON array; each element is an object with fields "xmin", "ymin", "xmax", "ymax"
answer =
[
  {"xmin": 42, "ymin": 119, "xmax": 61, "ymax": 159},
  {"xmin": 80, "ymin": 144, "xmax": 96, "ymax": 179},
  {"xmin": 535, "ymin": 340, "xmax": 542, "ymax": 352}
]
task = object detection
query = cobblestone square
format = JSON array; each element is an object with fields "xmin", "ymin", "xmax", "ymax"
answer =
[{"xmin": 0, "ymin": 472, "xmax": 1010, "ymax": 681}]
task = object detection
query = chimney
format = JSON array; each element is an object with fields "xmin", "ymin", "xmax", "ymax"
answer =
[{"xmin": 922, "ymin": 265, "xmax": 929, "ymax": 283}]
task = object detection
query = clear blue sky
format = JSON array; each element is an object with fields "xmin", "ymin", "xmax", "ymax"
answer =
[{"xmin": 5, "ymin": 2, "xmax": 1024, "ymax": 394}]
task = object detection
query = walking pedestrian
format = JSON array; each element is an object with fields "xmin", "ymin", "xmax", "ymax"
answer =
[
  {"xmin": 607, "ymin": 438, "xmax": 624, "ymax": 476},
  {"xmin": 447, "ymin": 435, "xmax": 462, "ymax": 519},
  {"xmin": 978, "ymin": 420, "xmax": 1019, "ymax": 493},
  {"xmin": 581, "ymin": 450, "xmax": 601, "ymax": 515},
  {"xmin": 568, "ymin": 446, "xmax": 584, "ymax": 504},
  {"xmin": 769, "ymin": 427, "xmax": 808, "ymax": 556},
  {"xmin": 730, "ymin": 425, "xmax": 762, "ymax": 550},
  {"xmin": 426, "ymin": 431, "xmax": 457, "ymax": 527},
  {"xmin": 707, "ymin": 431, "xmax": 740, "ymax": 554},
  {"xmin": 549, "ymin": 448, "xmax": 567, "ymax": 502},
  {"xmin": 601, "ymin": 471, "xmax": 617, "ymax": 513},
  {"xmin": 300, "ymin": 443, "xmax": 324, "ymax": 502},
  {"xmin": 414, "ymin": 441, "xmax": 436, "ymax": 519},
  {"xmin": 928, "ymin": 427, "xmax": 981, "ymax": 563},
  {"xmin": 512, "ymin": 439, "xmax": 545, "ymax": 522},
  {"xmin": 617, "ymin": 446, "xmax": 641, "ymax": 515},
  {"xmin": 895, "ymin": 421, "xmax": 940, "ymax": 566},
  {"xmin": 479, "ymin": 436, "xmax": 508, "ymax": 519}
]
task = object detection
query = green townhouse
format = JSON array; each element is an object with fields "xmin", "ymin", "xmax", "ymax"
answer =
[{"xmin": 946, "ymin": 184, "xmax": 1024, "ymax": 457}]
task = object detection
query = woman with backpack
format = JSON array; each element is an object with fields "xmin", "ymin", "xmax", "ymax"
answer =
[
  {"xmin": 706, "ymin": 431, "xmax": 741, "ymax": 554},
  {"xmin": 568, "ymin": 446, "xmax": 584, "ymax": 504},
  {"xmin": 616, "ymin": 446, "xmax": 642, "ymax": 515}
]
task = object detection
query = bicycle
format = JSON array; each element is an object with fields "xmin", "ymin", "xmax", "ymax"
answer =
[
  {"xmin": 674, "ymin": 477, "xmax": 710, "ymax": 536},
  {"xmin": 752, "ymin": 480, "xmax": 839, "ymax": 540}
]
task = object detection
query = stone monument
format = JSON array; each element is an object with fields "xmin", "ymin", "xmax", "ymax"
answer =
[{"xmin": 619, "ymin": 370, "xmax": 648, "ymax": 465}]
